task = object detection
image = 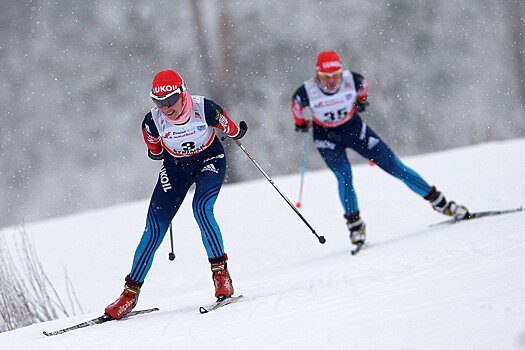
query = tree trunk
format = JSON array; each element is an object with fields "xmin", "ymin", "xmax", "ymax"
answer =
[
  {"xmin": 507, "ymin": 1, "xmax": 525, "ymax": 114},
  {"xmin": 189, "ymin": 0, "xmax": 218, "ymax": 94}
]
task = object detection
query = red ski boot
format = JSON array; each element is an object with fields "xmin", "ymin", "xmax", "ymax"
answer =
[
  {"xmin": 104, "ymin": 275, "xmax": 143, "ymax": 319},
  {"xmin": 210, "ymin": 254, "xmax": 234, "ymax": 299}
]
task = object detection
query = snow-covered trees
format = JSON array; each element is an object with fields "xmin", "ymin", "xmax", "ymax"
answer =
[{"xmin": 1, "ymin": 0, "xmax": 523, "ymax": 228}]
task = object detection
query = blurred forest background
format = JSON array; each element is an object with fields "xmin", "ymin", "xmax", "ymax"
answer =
[{"xmin": 1, "ymin": 0, "xmax": 524, "ymax": 228}]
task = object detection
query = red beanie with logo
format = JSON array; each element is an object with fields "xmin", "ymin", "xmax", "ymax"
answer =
[
  {"xmin": 151, "ymin": 70, "xmax": 185, "ymax": 97},
  {"xmin": 316, "ymin": 51, "xmax": 342, "ymax": 74}
]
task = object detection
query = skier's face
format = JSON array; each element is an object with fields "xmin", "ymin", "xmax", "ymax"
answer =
[
  {"xmin": 317, "ymin": 72, "xmax": 342, "ymax": 93},
  {"xmin": 158, "ymin": 94, "xmax": 184, "ymax": 118}
]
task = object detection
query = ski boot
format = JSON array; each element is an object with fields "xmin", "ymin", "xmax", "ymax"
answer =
[
  {"xmin": 104, "ymin": 275, "xmax": 143, "ymax": 319},
  {"xmin": 210, "ymin": 254, "xmax": 234, "ymax": 300},
  {"xmin": 345, "ymin": 211, "xmax": 366, "ymax": 246},
  {"xmin": 425, "ymin": 186, "xmax": 469, "ymax": 220}
]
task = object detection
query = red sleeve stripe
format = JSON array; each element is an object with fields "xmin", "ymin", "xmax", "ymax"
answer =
[
  {"xmin": 291, "ymin": 99, "xmax": 306, "ymax": 126},
  {"xmin": 213, "ymin": 109, "xmax": 240, "ymax": 137},
  {"xmin": 142, "ymin": 127, "xmax": 163, "ymax": 155},
  {"xmin": 357, "ymin": 78, "xmax": 369, "ymax": 102}
]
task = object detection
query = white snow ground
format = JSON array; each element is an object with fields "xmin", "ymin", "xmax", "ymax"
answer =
[{"xmin": 1, "ymin": 138, "xmax": 524, "ymax": 350}]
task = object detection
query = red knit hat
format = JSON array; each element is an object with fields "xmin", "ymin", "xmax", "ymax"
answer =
[
  {"xmin": 151, "ymin": 70, "xmax": 185, "ymax": 97},
  {"xmin": 316, "ymin": 51, "xmax": 342, "ymax": 74}
]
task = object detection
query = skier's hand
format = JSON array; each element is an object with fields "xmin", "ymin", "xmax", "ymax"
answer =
[
  {"xmin": 232, "ymin": 121, "xmax": 248, "ymax": 140},
  {"xmin": 356, "ymin": 100, "xmax": 369, "ymax": 113},
  {"xmin": 294, "ymin": 123, "xmax": 309, "ymax": 133},
  {"xmin": 148, "ymin": 149, "xmax": 164, "ymax": 160}
]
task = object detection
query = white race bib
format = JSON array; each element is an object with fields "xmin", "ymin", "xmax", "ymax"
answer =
[
  {"xmin": 304, "ymin": 70, "xmax": 358, "ymax": 127},
  {"xmin": 150, "ymin": 96, "xmax": 215, "ymax": 157}
]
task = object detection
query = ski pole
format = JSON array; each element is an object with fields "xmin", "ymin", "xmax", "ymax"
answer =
[
  {"xmin": 295, "ymin": 129, "xmax": 310, "ymax": 208},
  {"xmin": 233, "ymin": 139, "xmax": 325, "ymax": 244},
  {"xmin": 168, "ymin": 223, "xmax": 176, "ymax": 261}
]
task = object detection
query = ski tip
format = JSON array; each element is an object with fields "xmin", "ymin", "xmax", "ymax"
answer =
[
  {"xmin": 199, "ymin": 295, "xmax": 244, "ymax": 314},
  {"xmin": 43, "ymin": 330, "xmax": 60, "ymax": 337}
]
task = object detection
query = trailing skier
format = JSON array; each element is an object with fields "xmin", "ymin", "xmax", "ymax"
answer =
[{"xmin": 291, "ymin": 51, "xmax": 469, "ymax": 252}]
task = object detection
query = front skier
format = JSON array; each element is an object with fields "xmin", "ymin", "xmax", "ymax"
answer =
[
  {"xmin": 291, "ymin": 50, "xmax": 469, "ymax": 250},
  {"xmin": 105, "ymin": 70, "xmax": 247, "ymax": 319}
]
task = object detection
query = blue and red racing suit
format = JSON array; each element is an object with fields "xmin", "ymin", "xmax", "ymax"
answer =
[
  {"xmin": 129, "ymin": 95, "xmax": 241, "ymax": 283},
  {"xmin": 291, "ymin": 70, "xmax": 432, "ymax": 217}
]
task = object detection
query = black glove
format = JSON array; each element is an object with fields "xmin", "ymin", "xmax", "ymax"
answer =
[
  {"xmin": 232, "ymin": 120, "xmax": 248, "ymax": 140},
  {"xmin": 148, "ymin": 149, "xmax": 164, "ymax": 160},
  {"xmin": 295, "ymin": 123, "xmax": 309, "ymax": 133},
  {"xmin": 356, "ymin": 100, "xmax": 369, "ymax": 113}
]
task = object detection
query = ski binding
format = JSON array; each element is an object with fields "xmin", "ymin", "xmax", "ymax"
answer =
[{"xmin": 199, "ymin": 295, "xmax": 244, "ymax": 314}]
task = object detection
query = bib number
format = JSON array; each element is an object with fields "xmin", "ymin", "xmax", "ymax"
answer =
[
  {"xmin": 324, "ymin": 107, "xmax": 348, "ymax": 121},
  {"xmin": 181, "ymin": 141, "xmax": 196, "ymax": 152}
]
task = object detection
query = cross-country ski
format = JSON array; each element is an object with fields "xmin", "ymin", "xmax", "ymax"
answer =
[
  {"xmin": 430, "ymin": 206, "xmax": 523, "ymax": 227},
  {"xmin": 42, "ymin": 308, "xmax": 159, "ymax": 337}
]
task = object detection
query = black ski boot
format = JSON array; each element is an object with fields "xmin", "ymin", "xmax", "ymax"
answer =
[
  {"xmin": 344, "ymin": 211, "xmax": 366, "ymax": 246},
  {"xmin": 425, "ymin": 186, "xmax": 469, "ymax": 220}
]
